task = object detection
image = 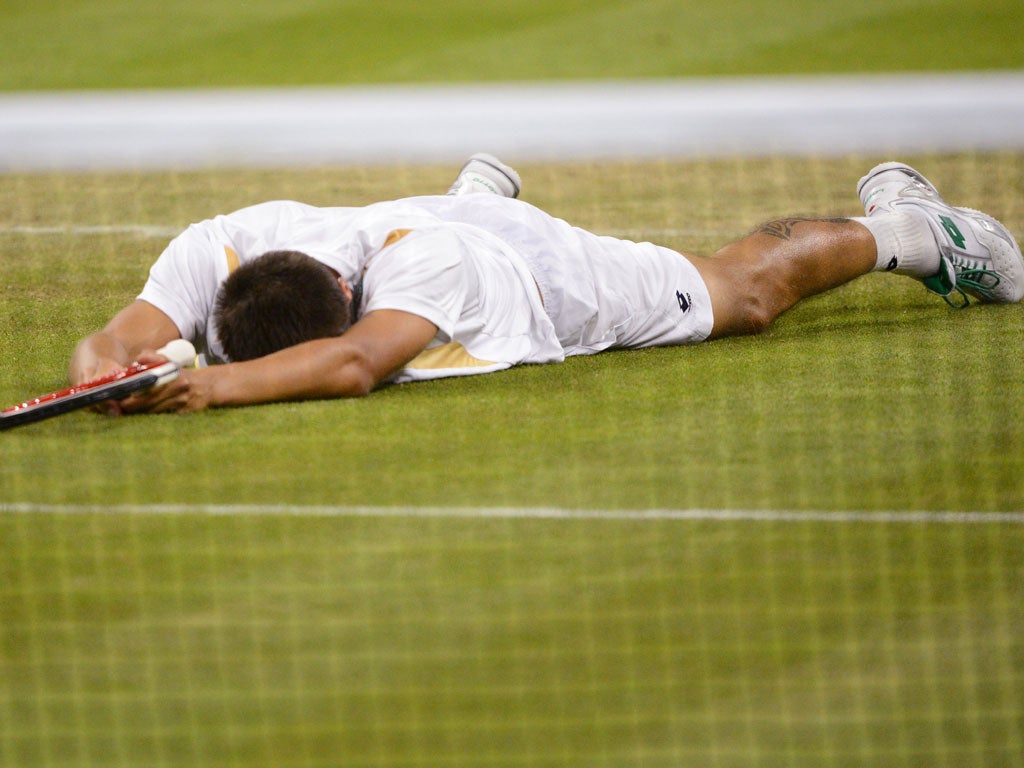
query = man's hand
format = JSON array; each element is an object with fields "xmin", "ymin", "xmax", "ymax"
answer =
[
  {"xmin": 117, "ymin": 351, "xmax": 214, "ymax": 414},
  {"xmin": 68, "ymin": 335, "xmax": 132, "ymax": 387}
]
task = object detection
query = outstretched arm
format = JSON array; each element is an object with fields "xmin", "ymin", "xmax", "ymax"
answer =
[{"xmin": 119, "ymin": 308, "xmax": 438, "ymax": 413}]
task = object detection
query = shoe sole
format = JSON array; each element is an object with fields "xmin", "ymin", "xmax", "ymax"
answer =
[{"xmin": 955, "ymin": 205, "xmax": 1024, "ymax": 303}]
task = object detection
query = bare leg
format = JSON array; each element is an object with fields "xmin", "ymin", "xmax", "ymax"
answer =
[{"xmin": 685, "ymin": 218, "xmax": 878, "ymax": 339}]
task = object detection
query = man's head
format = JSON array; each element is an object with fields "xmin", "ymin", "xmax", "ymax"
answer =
[{"xmin": 213, "ymin": 250, "xmax": 353, "ymax": 361}]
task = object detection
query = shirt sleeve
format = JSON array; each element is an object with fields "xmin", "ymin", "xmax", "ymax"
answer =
[
  {"xmin": 360, "ymin": 228, "xmax": 467, "ymax": 338},
  {"xmin": 137, "ymin": 221, "xmax": 226, "ymax": 342}
]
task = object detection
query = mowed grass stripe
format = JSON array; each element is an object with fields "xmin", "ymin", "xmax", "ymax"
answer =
[{"xmin": 2, "ymin": 0, "xmax": 1021, "ymax": 90}]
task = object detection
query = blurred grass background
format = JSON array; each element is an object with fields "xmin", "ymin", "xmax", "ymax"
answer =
[{"xmin": 1, "ymin": 0, "xmax": 1022, "ymax": 90}]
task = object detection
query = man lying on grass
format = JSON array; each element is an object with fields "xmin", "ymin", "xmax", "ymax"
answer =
[{"xmin": 70, "ymin": 154, "xmax": 1023, "ymax": 414}]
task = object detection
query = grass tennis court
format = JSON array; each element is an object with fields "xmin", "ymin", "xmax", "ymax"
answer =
[
  {"xmin": 2, "ymin": 0, "xmax": 1024, "ymax": 765},
  {"xmin": 2, "ymin": 509, "xmax": 1021, "ymax": 767},
  {"xmin": 2, "ymin": 155, "xmax": 1023, "ymax": 766}
]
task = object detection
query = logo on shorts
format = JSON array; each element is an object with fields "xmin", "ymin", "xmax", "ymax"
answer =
[{"xmin": 676, "ymin": 290, "xmax": 691, "ymax": 313}]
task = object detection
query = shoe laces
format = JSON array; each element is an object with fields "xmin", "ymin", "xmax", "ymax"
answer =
[{"xmin": 942, "ymin": 266, "xmax": 1002, "ymax": 308}]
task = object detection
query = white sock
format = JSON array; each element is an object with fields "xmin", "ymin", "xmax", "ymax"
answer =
[{"xmin": 853, "ymin": 213, "xmax": 939, "ymax": 278}]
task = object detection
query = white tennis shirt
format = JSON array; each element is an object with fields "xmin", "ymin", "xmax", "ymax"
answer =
[{"xmin": 139, "ymin": 195, "xmax": 713, "ymax": 382}]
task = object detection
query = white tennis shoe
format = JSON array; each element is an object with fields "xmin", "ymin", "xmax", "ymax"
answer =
[
  {"xmin": 447, "ymin": 153, "xmax": 522, "ymax": 198},
  {"xmin": 857, "ymin": 162, "xmax": 1024, "ymax": 306}
]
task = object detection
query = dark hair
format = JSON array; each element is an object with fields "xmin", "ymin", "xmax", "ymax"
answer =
[{"xmin": 213, "ymin": 250, "xmax": 351, "ymax": 361}]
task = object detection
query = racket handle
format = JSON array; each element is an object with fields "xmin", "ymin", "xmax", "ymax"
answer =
[{"xmin": 156, "ymin": 339, "xmax": 197, "ymax": 368}]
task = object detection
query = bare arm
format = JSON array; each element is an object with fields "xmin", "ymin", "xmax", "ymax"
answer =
[
  {"xmin": 69, "ymin": 300, "xmax": 182, "ymax": 385},
  {"xmin": 120, "ymin": 309, "xmax": 438, "ymax": 413}
]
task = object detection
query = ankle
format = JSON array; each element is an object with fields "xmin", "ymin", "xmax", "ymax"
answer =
[{"xmin": 854, "ymin": 213, "xmax": 939, "ymax": 278}]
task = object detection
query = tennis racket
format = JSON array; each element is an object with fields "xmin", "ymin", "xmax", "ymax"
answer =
[
  {"xmin": 1, "ymin": 340, "xmax": 197, "ymax": 432},
  {"xmin": 0, "ymin": 361, "xmax": 182, "ymax": 431}
]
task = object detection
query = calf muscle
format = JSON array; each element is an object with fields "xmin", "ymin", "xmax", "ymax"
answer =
[{"xmin": 685, "ymin": 218, "xmax": 877, "ymax": 339}]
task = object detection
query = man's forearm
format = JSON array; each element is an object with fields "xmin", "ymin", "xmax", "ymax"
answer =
[
  {"xmin": 116, "ymin": 338, "xmax": 378, "ymax": 415},
  {"xmin": 202, "ymin": 311, "xmax": 438, "ymax": 408},
  {"xmin": 203, "ymin": 338, "xmax": 378, "ymax": 407},
  {"xmin": 116, "ymin": 309, "xmax": 437, "ymax": 414}
]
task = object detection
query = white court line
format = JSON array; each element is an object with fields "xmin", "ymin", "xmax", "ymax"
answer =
[
  {"xmin": 0, "ymin": 224, "xmax": 180, "ymax": 238},
  {"xmin": 2, "ymin": 503, "xmax": 1022, "ymax": 524},
  {"xmin": 0, "ymin": 224, "xmax": 727, "ymax": 241}
]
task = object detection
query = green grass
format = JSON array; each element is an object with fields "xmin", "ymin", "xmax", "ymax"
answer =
[
  {"xmin": 1, "ymin": 0, "xmax": 1022, "ymax": 90},
  {"xmin": 1, "ymin": 511, "xmax": 1020, "ymax": 767},
  {"xmin": 1, "ymin": 157, "xmax": 1023, "ymax": 767}
]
